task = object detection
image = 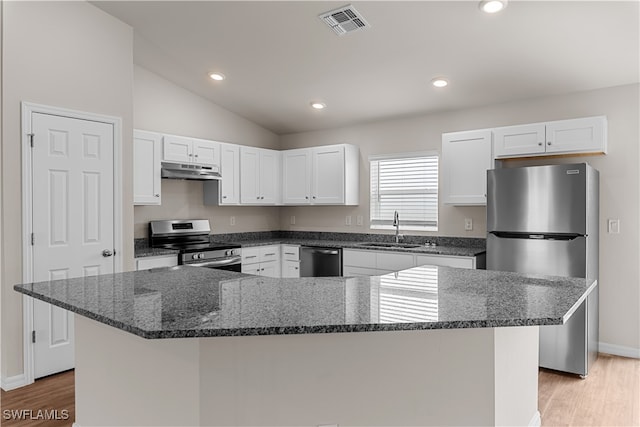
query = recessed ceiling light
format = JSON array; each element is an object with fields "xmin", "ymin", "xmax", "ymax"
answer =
[
  {"xmin": 479, "ymin": 0, "xmax": 507, "ymax": 14},
  {"xmin": 431, "ymin": 77, "xmax": 449, "ymax": 88},
  {"xmin": 209, "ymin": 72, "xmax": 226, "ymax": 81},
  {"xmin": 310, "ymin": 102, "xmax": 326, "ymax": 110}
]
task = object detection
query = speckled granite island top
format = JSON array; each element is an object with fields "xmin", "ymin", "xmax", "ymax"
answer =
[{"xmin": 15, "ymin": 265, "xmax": 596, "ymax": 339}]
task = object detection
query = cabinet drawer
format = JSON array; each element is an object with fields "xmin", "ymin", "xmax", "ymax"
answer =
[
  {"xmin": 241, "ymin": 247, "xmax": 260, "ymax": 264},
  {"xmin": 259, "ymin": 245, "xmax": 280, "ymax": 263},
  {"xmin": 415, "ymin": 255, "xmax": 474, "ymax": 269},
  {"xmin": 281, "ymin": 245, "xmax": 300, "ymax": 261},
  {"xmin": 136, "ymin": 255, "xmax": 178, "ymax": 271},
  {"xmin": 343, "ymin": 249, "xmax": 376, "ymax": 268},
  {"xmin": 376, "ymin": 251, "xmax": 415, "ymax": 271}
]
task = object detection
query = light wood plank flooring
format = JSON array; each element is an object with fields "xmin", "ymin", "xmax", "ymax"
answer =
[
  {"xmin": 1, "ymin": 354, "xmax": 638, "ymax": 426},
  {"xmin": 539, "ymin": 353, "xmax": 640, "ymax": 426}
]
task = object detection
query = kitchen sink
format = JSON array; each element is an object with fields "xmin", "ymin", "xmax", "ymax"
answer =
[{"xmin": 355, "ymin": 242, "xmax": 422, "ymax": 249}]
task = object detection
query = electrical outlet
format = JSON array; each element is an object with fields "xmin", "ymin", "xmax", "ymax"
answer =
[
  {"xmin": 290, "ymin": 215, "xmax": 296, "ymax": 225},
  {"xmin": 608, "ymin": 219, "xmax": 620, "ymax": 234},
  {"xmin": 230, "ymin": 216, "xmax": 236, "ymax": 226},
  {"xmin": 356, "ymin": 215, "xmax": 363, "ymax": 226},
  {"xmin": 346, "ymin": 216, "xmax": 352, "ymax": 226},
  {"xmin": 464, "ymin": 218, "xmax": 473, "ymax": 231}
]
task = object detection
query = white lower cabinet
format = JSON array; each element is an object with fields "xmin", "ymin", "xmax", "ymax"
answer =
[
  {"xmin": 241, "ymin": 245, "xmax": 281, "ymax": 277},
  {"xmin": 343, "ymin": 248, "xmax": 481, "ymax": 276},
  {"xmin": 281, "ymin": 245, "xmax": 300, "ymax": 278},
  {"xmin": 135, "ymin": 255, "xmax": 178, "ymax": 271}
]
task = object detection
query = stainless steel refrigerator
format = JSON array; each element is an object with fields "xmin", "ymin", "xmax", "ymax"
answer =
[{"xmin": 487, "ymin": 163, "xmax": 599, "ymax": 377}]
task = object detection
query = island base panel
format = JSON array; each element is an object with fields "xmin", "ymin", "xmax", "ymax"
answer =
[{"xmin": 75, "ymin": 316, "xmax": 540, "ymax": 426}]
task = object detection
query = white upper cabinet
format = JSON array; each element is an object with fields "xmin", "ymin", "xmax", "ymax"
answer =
[
  {"xmin": 163, "ymin": 134, "xmax": 220, "ymax": 167},
  {"xmin": 493, "ymin": 124, "xmax": 545, "ymax": 158},
  {"xmin": 494, "ymin": 116, "xmax": 607, "ymax": 159},
  {"xmin": 203, "ymin": 143, "xmax": 240, "ymax": 206},
  {"xmin": 441, "ymin": 129, "xmax": 493, "ymax": 206},
  {"xmin": 282, "ymin": 144, "xmax": 359, "ymax": 205},
  {"xmin": 133, "ymin": 130, "xmax": 162, "ymax": 205},
  {"xmin": 282, "ymin": 149, "xmax": 312, "ymax": 204},
  {"xmin": 240, "ymin": 146, "xmax": 281, "ymax": 205}
]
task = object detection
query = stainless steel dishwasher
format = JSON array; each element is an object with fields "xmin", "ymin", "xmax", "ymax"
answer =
[{"xmin": 300, "ymin": 246, "xmax": 342, "ymax": 277}]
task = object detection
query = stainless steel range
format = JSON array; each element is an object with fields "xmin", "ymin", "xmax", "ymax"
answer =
[{"xmin": 149, "ymin": 219, "xmax": 241, "ymax": 272}]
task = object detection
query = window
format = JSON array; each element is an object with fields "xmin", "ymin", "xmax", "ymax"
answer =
[{"xmin": 369, "ymin": 152, "xmax": 438, "ymax": 231}]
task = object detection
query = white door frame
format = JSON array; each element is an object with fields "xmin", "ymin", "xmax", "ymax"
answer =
[{"xmin": 21, "ymin": 101, "xmax": 123, "ymax": 385}]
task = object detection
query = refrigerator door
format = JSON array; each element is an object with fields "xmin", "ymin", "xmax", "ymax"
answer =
[
  {"xmin": 487, "ymin": 163, "xmax": 587, "ymax": 234},
  {"xmin": 487, "ymin": 234, "xmax": 586, "ymax": 277}
]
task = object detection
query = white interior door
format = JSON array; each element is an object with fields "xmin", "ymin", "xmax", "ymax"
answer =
[{"xmin": 31, "ymin": 112, "xmax": 115, "ymax": 379}]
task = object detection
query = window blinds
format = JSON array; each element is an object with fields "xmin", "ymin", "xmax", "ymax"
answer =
[{"xmin": 370, "ymin": 153, "xmax": 438, "ymax": 230}]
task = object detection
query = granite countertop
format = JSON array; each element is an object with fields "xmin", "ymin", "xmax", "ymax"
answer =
[
  {"xmin": 236, "ymin": 238, "xmax": 485, "ymax": 257},
  {"xmin": 134, "ymin": 233, "xmax": 486, "ymax": 258},
  {"xmin": 14, "ymin": 265, "xmax": 595, "ymax": 340}
]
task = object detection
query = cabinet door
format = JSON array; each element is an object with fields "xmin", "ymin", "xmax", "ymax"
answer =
[
  {"xmin": 312, "ymin": 145, "xmax": 345, "ymax": 204},
  {"xmin": 192, "ymin": 139, "xmax": 220, "ymax": 166},
  {"xmin": 163, "ymin": 134, "xmax": 193, "ymax": 163},
  {"xmin": 282, "ymin": 149, "xmax": 312, "ymax": 204},
  {"xmin": 133, "ymin": 130, "xmax": 162, "ymax": 205},
  {"xmin": 546, "ymin": 116, "xmax": 606, "ymax": 154},
  {"xmin": 240, "ymin": 147, "xmax": 261, "ymax": 204},
  {"xmin": 241, "ymin": 262, "xmax": 262, "ymax": 276},
  {"xmin": 260, "ymin": 261, "xmax": 280, "ymax": 278},
  {"xmin": 442, "ymin": 130, "xmax": 492, "ymax": 205},
  {"xmin": 219, "ymin": 143, "xmax": 240, "ymax": 204},
  {"xmin": 376, "ymin": 251, "xmax": 415, "ymax": 271},
  {"xmin": 259, "ymin": 149, "xmax": 281, "ymax": 204},
  {"xmin": 282, "ymin": 260, "xmax": 300, "ymax": 278},
  {"xmin": 493, "ymin": 123, "xmax": 546, "ymax": 158},
  {"xmin": 415, "ymin": 254, "xmax": 474, "ymax": 269}
]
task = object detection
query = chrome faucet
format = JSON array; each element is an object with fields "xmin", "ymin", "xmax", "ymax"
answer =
[{"xmin": 392, "ymin": 210, "xmax": 403, "ymax": 243}]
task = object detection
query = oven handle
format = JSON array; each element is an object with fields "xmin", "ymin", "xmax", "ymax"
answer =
[{"xmin": 188, "ymin": 256, "xmax": 241, "ymax": 268}]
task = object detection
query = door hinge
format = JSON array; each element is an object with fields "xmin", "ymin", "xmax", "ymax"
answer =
[
  {"xmin": 32, "ymin": 330, "xmax": 36, "ymax": 343},
  {"xmin": 31, "ymin": 233, "xmax": 35, "ymax": 245},
  {"xmin": 28, "ymin": 133, "xmax": 34, "ymax": 147}
]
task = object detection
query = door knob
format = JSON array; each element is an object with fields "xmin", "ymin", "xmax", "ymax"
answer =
[{"xmin": 102, "ymin": 249, "xmax": 113, "ymax": 257}]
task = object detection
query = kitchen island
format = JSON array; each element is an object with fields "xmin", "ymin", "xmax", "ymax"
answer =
[{"xmin": 15, "ymin": 265, "xmax": 596, "ymax": 426}]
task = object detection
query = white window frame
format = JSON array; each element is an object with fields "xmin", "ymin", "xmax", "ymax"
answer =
[{"xmin": 369, "ymin": 151, "xmax": 439, "ymax": 232}]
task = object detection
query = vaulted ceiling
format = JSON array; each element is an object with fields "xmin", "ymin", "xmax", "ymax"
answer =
[{"xmin": 93, "ymin": 1, "xmax": 640, "ymax": 134}]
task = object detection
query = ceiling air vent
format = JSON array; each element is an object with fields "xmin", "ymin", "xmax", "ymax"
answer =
[{"xmin": 319, "ymin": 4, "xmax": 371, "ymax": 36}]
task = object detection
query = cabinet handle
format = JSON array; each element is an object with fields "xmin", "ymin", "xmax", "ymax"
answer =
[
  {"xmin": 256, "ymin": 196, "xmax": 260, "ymax": 200},
  {"xmin": 189, "ymin": 153, "xmax": 193, "ymax": 157},
  {"xmin": 538, "ymin": 142, "xmax": 543, "ymax": 146},
  {"xmin": 246, "ymin": 255, "xmax": 257, "ymax": 259},
  {"xmin": 305, "ymin": 196, "xmax": 309, "ymax": 199},
  {"xmin": 547, "ymin": 141, "xmax": 552, "ymax": 145},
  {"xmin": 222, "ymin": 196, "xmax": 227, "ymax": 199},
  {"xmin": 260, "ymin": 268, "xmax": 264, "ymax": 271},
  {"xmin": 294, "ymin": 267, "xmax": 299, "ymax": 270},
  {"xmin": 265, "ymin": 253, "xmax": 275, "ymax": 256},
  {"xmin": 194, "ymin": 154, "xmax": 199, "ymax": 158},
  {"xmin": 285, "ymin": 252, "xmax": 295, "ymax": 255},
  {"xmin": 154, "ymin": 194, "xmax": 160, "ymax": 197},
  {"xmin": 312, "ymin": 196, "xmax": 316, "ymax": 199}
]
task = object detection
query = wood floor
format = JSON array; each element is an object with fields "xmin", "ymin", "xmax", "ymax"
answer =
[
  {"xmin": 0, "ymin": 370, "xmax": 74, "ymax": 427},
  {"xmin": 1, "ymin": 354, "xmax": 638, "ymax": 426},
  {"xmin": 539, "ymin": 353, "xmax": 640, "ymax": 426}
]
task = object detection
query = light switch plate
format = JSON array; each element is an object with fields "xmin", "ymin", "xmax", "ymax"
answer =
[
  {"xmin": 345, "ymin": 216, "xmax": 352, "ymax": 226},
  {"xmin": 608, "ymin": 219, "xmax": 620, "ymax": 234},
  {"xmin": 356, "ymin": 215, "xmax": 363, "ymax": 226},
  {"xmin": 230, "ymin": 216, "xmax": 236, "ymax": 226},
  {"xmin": 290, "ymin": 215, "xmax": 296, "ymax": 225}
]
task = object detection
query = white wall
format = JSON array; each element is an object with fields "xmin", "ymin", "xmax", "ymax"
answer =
[
  {"xmin": 1, "ymin": 1, "xmax": 134, "ymax": 380},
  {"xmin": 133, "ymin": 66, "xmax": 281, "ymax": 238},
  {"xmin": 280, "ymin": 84, "xmax": 640, "ymax": 353}
]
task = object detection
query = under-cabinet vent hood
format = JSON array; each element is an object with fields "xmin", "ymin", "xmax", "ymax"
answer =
[
  {"xmin": 319, "ymin": 4, "xmax": 370, "ymax": 36},
  {"xmin": 161, "ymin": 162, "xmax": 221, "ymax": 181}
]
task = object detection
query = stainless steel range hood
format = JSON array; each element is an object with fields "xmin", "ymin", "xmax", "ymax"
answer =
[{"xmin": 161, "ymin": 162, "xmax": 221, "ymax": 181}]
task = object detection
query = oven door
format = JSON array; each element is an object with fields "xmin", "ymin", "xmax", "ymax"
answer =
[{"xmin": 187, "ymin": 256, "xmax": 242, "ymax": 272}]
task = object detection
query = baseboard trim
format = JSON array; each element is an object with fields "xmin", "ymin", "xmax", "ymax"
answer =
[
  {"xmin": 0, "ymin": 373, "xmax": 29, "ymax": 391},
  {"xmin": 599, "ymin": 342, "xmax": 640, "ymax": 359},
  {"xmin": 529, "ymin": 410, "xmax": 542, "ymax": 427}
]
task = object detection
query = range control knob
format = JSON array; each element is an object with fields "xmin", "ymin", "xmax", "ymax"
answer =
[
  {"xmin": 225, "ymin": 250, "xmax": 232, "ymax": 256},
  {"xmin": 192, "ymin": 254, "xmax": 199, "ymax": 260},
  {"xmin": 198, "ymin": 253, "xmax": 205, "ymax": 259}
]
